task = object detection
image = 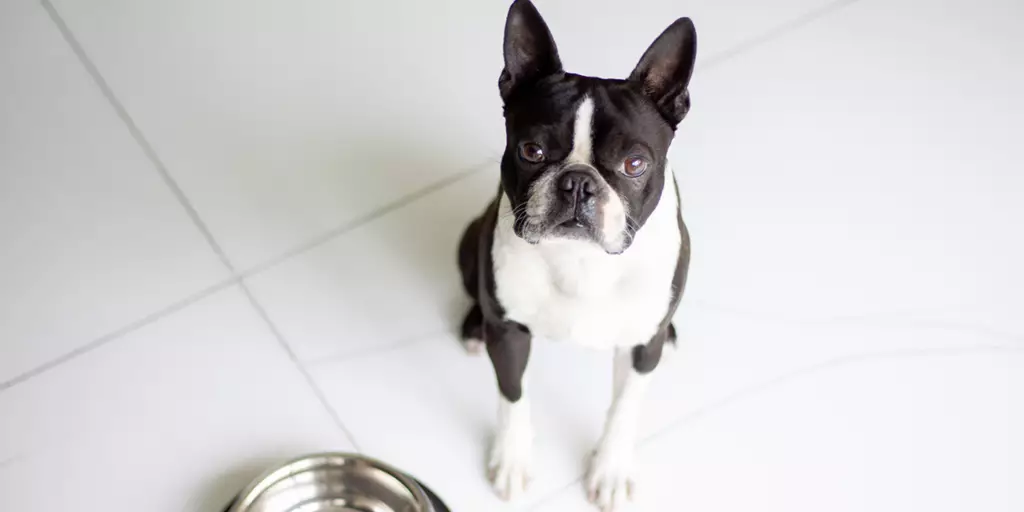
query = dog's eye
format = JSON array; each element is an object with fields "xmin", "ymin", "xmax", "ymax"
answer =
[
  {"xmin": 624, "ymin": 156, "xmax": 649, "ymax": 177},
  {"xmin": 519, "ymin": 142, "xmax": 545, "ymax": 163}
]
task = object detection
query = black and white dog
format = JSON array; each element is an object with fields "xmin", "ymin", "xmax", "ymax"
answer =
[{"xmin": 458, "ymin": 1, "xmax": 694, "ymax": 509}]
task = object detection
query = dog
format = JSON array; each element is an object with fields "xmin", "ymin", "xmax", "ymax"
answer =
[{"xmin": 457, "ymin": 1, "xmax": 695, "ymax": 509}]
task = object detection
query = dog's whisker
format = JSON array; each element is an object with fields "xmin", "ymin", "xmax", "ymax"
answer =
[{"xmin": 500, "ymin": 203, "xmax": 529, "ymax": 220}]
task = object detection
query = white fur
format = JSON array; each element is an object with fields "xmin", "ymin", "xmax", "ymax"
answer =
[
  {"xmin": 523, "ymin": 97, "xmax": 630, "ymax": 251},
  {"xmin": 462, "ymin": 337, "xmax": 485, "ymax": 354},
  {"xmin": 587, "ymin": 348, "xmax": 651, "ymax": 510},
  {"xmin": 492, "ymin": 168, "xmax": 681, "ymax": 350},
  {"xmin": 489, "ymin": 395, "xmax": 534, "ymax": 500},
  {"xmin": 567, "ymin": 96, "xmax": 595, "ymax": 165}
]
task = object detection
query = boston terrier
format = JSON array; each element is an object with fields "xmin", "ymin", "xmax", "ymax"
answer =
[{"xmin": 457, "ymin": 1, "xmax": 695, "ymax": 509}]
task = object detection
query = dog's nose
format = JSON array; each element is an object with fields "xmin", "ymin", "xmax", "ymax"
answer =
[{"xmin": 559, "ymin": 171, "xmax": 597, "ymax": 203}]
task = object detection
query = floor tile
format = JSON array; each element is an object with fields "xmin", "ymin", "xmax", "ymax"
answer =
[
  {"xmin": 0, "ymin": 286, "xmax": 352, "ymax": 512},
  {"xmin": 307, "ymin": 307, "xmax": 1021, "ymax": 512},
  {"xmin": 0, "ymin": 0, "xmax": 228, "ymax": 384},
  {"xmin": 306, "ymin": 333, "xmax": 606, "ymax": 512},
  {"xmin": 533, "ymin": 348, "xmax": 1024, "ymax": 512},
  {"xmin": 227, "ymin": 1, "xmax": 1024, "ymax": 508},
  {"xmin": 244, "ymin": 167, "xmax": 498, "ymax": 362},
  {"xmin": 672, "ymin": 0, "xmax": 1024, "ymax": 322},
  {"xmin": 542, "ymin": 304, "xmax": 1023, "ymax": 449},
  {"xmin": 225, "ymin": 0, "xmax": 1023, "ymax": 366},
  {"xmin": 4, "ymin": 0, "xmax": 1022, "ymax": 511},
  {"xmin": 48, "ymin": 0, "xmax": 836, "ymax": 269}
]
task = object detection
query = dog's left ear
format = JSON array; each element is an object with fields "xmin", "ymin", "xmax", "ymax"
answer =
[
  {"xmin": 629, "ymin": 18, "xmax": 697, "ymax": 128},
  {"xmin": 499, "ymin": 0, "xmax": 563, "ymax": 102}
]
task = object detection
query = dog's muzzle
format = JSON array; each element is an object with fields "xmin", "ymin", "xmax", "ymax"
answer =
[
  {"xmin": 553, "ymin": 165, "xmax": 601, "ymax": 230},
  {"xmin": 518, "ymin": 164, "xmax": 629, "ymax": 253}
]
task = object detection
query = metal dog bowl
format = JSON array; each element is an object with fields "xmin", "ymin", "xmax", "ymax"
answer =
[{"xmin": 225, "ymin": 453, "xmax": 449, "ymax": 512}]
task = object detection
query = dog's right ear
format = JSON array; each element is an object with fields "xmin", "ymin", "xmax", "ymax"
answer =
[
  {"xmin": 629, "ymin": 18, "xmax": 697, "ymax": 128},
  {"xmin": 499, "ymin": 0, "xmax": 563, "ymax": 102}
]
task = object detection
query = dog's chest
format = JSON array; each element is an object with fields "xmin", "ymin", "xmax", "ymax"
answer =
[{"xmin": 491, "ymin": 197, "xmax": 679, "ymax": 349}]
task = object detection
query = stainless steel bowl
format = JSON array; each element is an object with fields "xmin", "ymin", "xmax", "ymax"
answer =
[{"xmin": 227, "ymin": 453, "xmax": 437, "ymax": 512}]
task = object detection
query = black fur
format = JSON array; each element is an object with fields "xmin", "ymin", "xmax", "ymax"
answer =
[
  {"xmin": 632, "ymin": 178, "xmax": 690, "ymax": 374},
  {"xmin": 458, "ymin": 189, "xmax": 533, "ymax": 399},
  {"xmin": 458, "ymin": 0, "xmax": 696, "ymax": 401}
]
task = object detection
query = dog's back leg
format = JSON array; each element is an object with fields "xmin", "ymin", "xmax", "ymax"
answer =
[
  {"xmin": 458, "ymin": 215, "xmax": 485, "ymax": 354},
  {"xmin": 460, "ymin": 304, "xmax": 485, "ymax": 354}
]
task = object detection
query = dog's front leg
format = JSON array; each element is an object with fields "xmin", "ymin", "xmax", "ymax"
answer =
[
  {"xmin": 587, "ymin": 333, "xmax": 667, "ymax": 511},
  {"xmin": 485, "ymin": 320, "xmax": 533, "ymax": 500}
]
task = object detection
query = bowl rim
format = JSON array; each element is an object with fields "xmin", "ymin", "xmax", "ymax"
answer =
[{"xmin": 226, "ymin": 451, "xmax": 434, "ymax": 512}]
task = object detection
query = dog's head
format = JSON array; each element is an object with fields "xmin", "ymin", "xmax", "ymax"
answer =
[{"xmin": 498, "ymin": 0, "xmax": 696, "ymax": 254}]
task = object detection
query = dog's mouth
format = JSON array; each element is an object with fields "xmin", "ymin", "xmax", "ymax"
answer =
[
  {"xmin": 517, "ymin": 206, "xmax": 626, "ymax": 253},
  {"xmin": 550, "ymin": 215, "xmax": 594, "ymax": 240},
  {"xmin": 557, "ymin": 217, "xmax": 586, "ymax": 229},
  {"xmin": 511, "ymin": 173, "xmax": 632, "ymax": 255},
  {"xmin": 543, "ymin": 187, "xmax": 602, "ymax": 236},
  {"xmin": 515, "ymin": 207, "xmax": 590, "ymax": 239}
]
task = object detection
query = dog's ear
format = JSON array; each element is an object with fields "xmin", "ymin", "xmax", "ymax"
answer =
[
  {"xmin": 629, "ymin": 18, "xmax": 697, "ymax": 128},
  {"xmin": 499, "ymin": 0, "xmax": 563, "ymax": 102}
]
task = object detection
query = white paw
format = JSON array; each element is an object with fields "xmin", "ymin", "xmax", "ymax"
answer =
[
  {"xmin": 586, "ymin": 447, "xmax": 636, "ymax": 512},
  {"xmin": 463, "ymin": 337, "xmax": 485, "ymax": 355},
  {"xmin": 660, "ymin": 340, "xmax": 676, "ymax": 362},
  {"xmin": 488, "ymin": 427, "xmax": 533, "ymax": 500}
]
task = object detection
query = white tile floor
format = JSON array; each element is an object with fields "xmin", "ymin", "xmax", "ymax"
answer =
[{"xmin": 1, "ymin": 0, "xmax": 1022, "ymax": 510}]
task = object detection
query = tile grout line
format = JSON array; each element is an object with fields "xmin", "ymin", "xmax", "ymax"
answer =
[
  {"xmin": 17, "ymin": 0, "xmax": 865, "ymax": 398},
  {"xmin": 303, "ymin": 328, "xmax": 451, "ymax": 367},
  {"xmin": 697, "ymin": 0, "xmax": 862, "ymax": 71},
  {"xmin": 0, "ymin": 156, "xmax": 491, "ymax": 393},
  {"xmin": 236, "ymin": 158, "xmax": 496, "ymax": 280},
  {"xmin": 237, "ymin": 280, "xmax": 363, "ymax": 451},
  {"xmin": 0, "ymin": 277, "xmax": 238, "ymax": 392},
  {"xmin": 8, "ymin": 0, "xmax": 864, "ymax": 396},
  {"xmin": 15, "ymin": 0, "xmax": 865, "ymax": 437},
  {"xmin": 638, "ymin": 344, "xmax": 1024, "ymax": 448},
  {"xmin": 524, "ymin": 345, "xmax": 1023, "ymax": 509},
  {"xmin": 689, "ymin": 300, "xmax": 1024, "ymax": 345},
  {"xmin": 521, "ymin": 1, "xmax": 874, "ymax": 506},
  {"xmin": 40, "ymin": 0, "xmax": 235, "ymax": 274},
  {"xmin": 40, "ymin": 0, "xmax": 363, "ymax": 449}
]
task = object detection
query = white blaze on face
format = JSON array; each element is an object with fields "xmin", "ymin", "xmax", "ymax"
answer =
[
  {"xmin": 569, "ymin": 97, "xmax": 629, "ymax": 251},
  {"xmin": 526, "ymin": 95, "xmax": 630, "ymax": 251},
  {"xmin": 567, "ymin": 96, "xmax": 595, "ymax": 165}
]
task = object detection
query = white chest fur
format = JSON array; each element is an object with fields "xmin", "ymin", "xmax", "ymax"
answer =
[{"xmin": 491, "ymin": 171, "xmax": 682, "ymax": 350}]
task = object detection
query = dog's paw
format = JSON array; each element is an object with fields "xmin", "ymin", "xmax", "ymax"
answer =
[
  {"xmin": 487, "ymin": 427, "xmax": 534, "ymax": 500},
  {"xmin": 660, "ymin": 337, "xmax": 677, "ymax": 363},
  {"xmin": 462, "ymin": 337, "xmax": 485, "ymax": 355},
  {"xmin": 586, "ymin": 446, "xmax": 636, "ymax": 511}
]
